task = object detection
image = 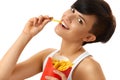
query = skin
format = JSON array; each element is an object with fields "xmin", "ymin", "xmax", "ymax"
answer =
[{"xmin": 0, "ymin": 8, "xmax": 105, "ymax": 80}]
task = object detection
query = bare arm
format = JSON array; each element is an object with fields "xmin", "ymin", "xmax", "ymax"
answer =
[
  {"xmin": 76, "ymin": 56, "xmax": 106, "ymax": 80},
  {"xmin": 9, "ymin": 48, "xmax": 55, "ymax": 80},
  {"xmin": 0, "ymin": 15, "xmax": 51, "ymax": 80},
  {"xmin": 0, "ymin": 33, "xmax": 31, "ymax": 80}
]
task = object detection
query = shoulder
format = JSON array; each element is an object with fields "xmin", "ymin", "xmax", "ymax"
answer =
[
  {"xmin": 32, "ymin": 48, "xmax": 56, "ymax": 62},
  {"xmin": 39, "ymin": 48, "xmax": 56, "ymax": 61},
  {"xmin": 74, "ymin": 56, "xmax": 106, "ymax": 80}
]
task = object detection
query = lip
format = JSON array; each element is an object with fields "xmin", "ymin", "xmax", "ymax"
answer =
[{"xmin": 60, "ymin": 19, "xmax": 70, "ymax": 30}]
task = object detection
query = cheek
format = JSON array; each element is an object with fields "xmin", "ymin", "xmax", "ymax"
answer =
[
  {"xmin": 71, "ymin": 25, "xmax": 88, "ymax": 38},
  {"xmin": 72, "ymin": 30, "xmax": 86, "ymax": 39}
]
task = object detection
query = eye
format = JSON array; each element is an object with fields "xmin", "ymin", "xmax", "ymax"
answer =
[
  {"xmin": 71, "ymin": 8, "xmax": 75, "ymax": 13},
  {"xmin": 78, "ymin": 18, "xmax": 83, "ymax": 24}
]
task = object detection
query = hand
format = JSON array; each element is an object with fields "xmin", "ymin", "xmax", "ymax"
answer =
[
  {"xmin": 23, "ymin": 15, "xmax": 51, "ymax": 37},
  {"xmin": 45, "ymin": 70, "xmax": 67, "ymax": 80}
]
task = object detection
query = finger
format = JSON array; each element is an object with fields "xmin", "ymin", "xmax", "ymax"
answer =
[
  {"xmin": 38, "ymin": 15, "xmax": 50, "ymax": 24},
  {"xmin": 37, "ymin": 15, "xmax": 51, "ymax": 27},
  {"xmin": 27, "ymin": 17, "xmax": 35, "ymax": 24},
  {"xmin": 43, "ymin": 15, "xmax": 50, "ymax": 19},
  {"xmin": 37, "ymin": 15, "xmax": 44, "ymax": 25},
  {"xmin": 45, "ymin": 76, "xmax": 59, "ymax": 80},
  {"xmin": 41, "ymin": 15, "xmax": 52, "ymax": 26},
  {"xmin": 41, "ymin": 18, "xmax": 50, "ymax": 26},
  {"xmin": 42, "ymin": 15, "xmax": 53, "ymax": 22},
  {"xmin": 30, "ymin": 15, "xmax": 45, "ymax": 27},
  {"xmin": 53, "ymin": 70, "xmax": 67, "ymax": 80}
]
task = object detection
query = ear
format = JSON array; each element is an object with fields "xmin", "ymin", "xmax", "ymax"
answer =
[{"xmin": 83, "ymin": 34, "xmax": 96, "ymax": 42}]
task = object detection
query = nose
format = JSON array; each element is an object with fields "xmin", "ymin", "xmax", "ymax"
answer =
[{"xmin": 62, "ymin": 13, "xmax": 74, "ymax": 24}]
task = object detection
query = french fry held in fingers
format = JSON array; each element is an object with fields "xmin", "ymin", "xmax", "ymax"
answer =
[
  {"xmin": 52, "ymin": 19, "xmax": 61, "ymax": 23},
  {"xmin": 49, "ymin": 17, "xmax": 61, "ymax": 23}
]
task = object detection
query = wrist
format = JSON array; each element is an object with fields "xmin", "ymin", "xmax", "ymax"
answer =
[
  {"xmin": 21, "ymin": 31, "xmax": 33, "ymax": 39},
  {"xmin": 20, "ymin": 32, "xmax": 33, "ymax": 42}
]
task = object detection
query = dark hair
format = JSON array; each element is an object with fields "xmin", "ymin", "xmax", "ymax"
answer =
[{"xmin": 71, "ymin": 0, "xmax": 116, "ymax": 45}]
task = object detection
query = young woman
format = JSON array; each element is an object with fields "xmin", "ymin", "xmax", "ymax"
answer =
[{"xmin": 0, "ymin": 0, "xmax": 116, "ymax": 80}]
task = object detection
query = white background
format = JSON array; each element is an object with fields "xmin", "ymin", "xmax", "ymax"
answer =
[{"xmin": 0, "ymin": 0, "xmax": 120, "ymax": 80}]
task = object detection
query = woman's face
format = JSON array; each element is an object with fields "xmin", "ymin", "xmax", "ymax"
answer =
[{"xmin": 55, "ymin": 8, "xmax": 97, "ymax": 43}]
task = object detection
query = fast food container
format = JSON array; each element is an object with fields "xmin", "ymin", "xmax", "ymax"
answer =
[{"xmin": 41, "ymin": 56, "xmax": 72, "ymax": 80}]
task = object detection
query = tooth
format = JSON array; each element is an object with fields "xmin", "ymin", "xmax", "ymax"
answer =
[{"xmin": 62, "ymin": 22, "xmax": 68, "ymax": 29}]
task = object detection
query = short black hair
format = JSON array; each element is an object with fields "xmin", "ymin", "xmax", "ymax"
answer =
[{"xmin": 71, "ymin": 0, "xmax": 116, "ymax": 45}]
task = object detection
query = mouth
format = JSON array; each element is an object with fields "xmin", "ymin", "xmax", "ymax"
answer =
[{"xmin": 61, "ymin": 21, "xmax": 69, "ymax": 30}]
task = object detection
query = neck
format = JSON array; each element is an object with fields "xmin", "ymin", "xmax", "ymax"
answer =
[{"xmin": 59, "ymin": 39, "xmax": 85, "ymax": 56}]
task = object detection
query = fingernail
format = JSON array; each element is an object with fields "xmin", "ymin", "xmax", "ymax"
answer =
[
  {"xmin": 45, "ymin": 76, "xmax": 49, "ymax": 79},
  {"xmin": 53, "ymin": 70, "xmax": 57, "ymax": 73}
]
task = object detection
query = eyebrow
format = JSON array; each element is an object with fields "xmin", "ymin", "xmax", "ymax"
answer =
[{"xmin": 78, "ymin": 15, "xmax": 87, "ymax": 24}]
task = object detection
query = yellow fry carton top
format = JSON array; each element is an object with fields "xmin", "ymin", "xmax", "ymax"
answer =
[{"xmin": 52, "ymin": 57, "xmax": 73, "ymax": 71}]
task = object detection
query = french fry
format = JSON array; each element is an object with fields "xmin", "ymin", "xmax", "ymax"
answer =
[
  {"xmin": 52, "ymin": 19, "xmax": 61, "ymax": 23},
  {"xmin": 52, "ymin": 58, "xmax": 73, "ymax": 71},
  {"xmin": 49, "ymin": 17, "xmax": 61, "ymax": 23}
]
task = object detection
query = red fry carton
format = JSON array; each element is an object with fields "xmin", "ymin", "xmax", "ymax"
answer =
[{"xmin": 40, "ymin": 57, "xmax": 72, "ymax": 80}]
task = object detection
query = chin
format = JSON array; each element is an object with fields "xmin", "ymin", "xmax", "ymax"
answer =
[
  {"xmin": 54, "ymin": 27, "xmax": 62, "ymax": 37},
  {"xmin": 54, "ymin": 24, "xmax": 69, "ymax": 39}
]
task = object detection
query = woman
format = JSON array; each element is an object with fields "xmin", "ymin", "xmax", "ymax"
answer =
[{"xmin": 0, "ymin": 0, "xmax": 116, "ymax": 80}]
